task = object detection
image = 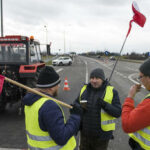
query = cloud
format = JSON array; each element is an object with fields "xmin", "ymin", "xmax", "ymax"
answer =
[
  {"xmin": 4, "ymin": 0, "xmax": 130, "ymax": 24},
  {"xmin": 2, "ymin": 0, "xmax": 150, "ymax": 53}
]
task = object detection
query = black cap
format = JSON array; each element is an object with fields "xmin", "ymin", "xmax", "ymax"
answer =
[
  {"xmin": 90, "ymin": 68, "xmax": 105, "ymax": 81},
  {"xmin": 139, "ymin": 58, "xmax": 150, "ymax": 77},
  {"xmin": 36, "ymin": 66, "xmax": 61, "ymax": 88}
]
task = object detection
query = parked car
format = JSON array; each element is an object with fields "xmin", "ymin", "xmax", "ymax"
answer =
[
  {"xmin": 52, "ymin": 57, "xmax": 72, "ymax": 66},
  {"xmin": 96, "ymin": 55, "xmax": 101, "ymax": 58},
  {"xmin": 109, "ymin": 56, "xmax": 116, "ymax": 61}
]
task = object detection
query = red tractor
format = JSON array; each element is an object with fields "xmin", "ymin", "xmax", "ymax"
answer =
[{"xmin": 0, "ymin": 35, "xmax": 46, "ymax": 112}]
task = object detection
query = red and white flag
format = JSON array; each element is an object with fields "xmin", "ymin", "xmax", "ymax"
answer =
[
  {"xmin": 126, "ymin": 1, "xmax": 146, "ymax": 37},
  {"xmin": 0, "ymin": 75, "xmax": 5, "ymax": 94}
]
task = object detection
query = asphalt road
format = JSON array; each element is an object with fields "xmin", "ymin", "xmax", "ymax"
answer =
[{"xmin": 0, "ymin": 56, "xmax": 148, "ymax": 149}]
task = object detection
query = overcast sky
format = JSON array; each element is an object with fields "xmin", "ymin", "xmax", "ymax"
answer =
[{"xmin": 2, "ymin": 0, "xmax": 150, "ymax": 54}]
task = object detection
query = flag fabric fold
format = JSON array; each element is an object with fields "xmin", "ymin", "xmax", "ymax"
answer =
[
  {"xmin": 126, "ymin": 1, "xmax": 146, "ymax": 37},
  {"xmin": 132, "ymin": 1, "xmax": 146, "ymax": 27},
  {"xmin": 0, "ymin": 75, "xmax": 5, "ymax": 94}
]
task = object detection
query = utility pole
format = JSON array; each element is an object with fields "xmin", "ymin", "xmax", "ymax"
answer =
[
  {"xmin": 1, "ymin": 0, "xmax": 3, "ymax": 36},
  {"xmin": 64, "ymin": 30, "xmax": 66, "ymax": 54}
]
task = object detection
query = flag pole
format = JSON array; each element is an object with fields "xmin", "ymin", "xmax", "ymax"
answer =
[
  {"xmin": 108, "ymin": 19, "xmax": 133, "ymax": 83},
  {"xmin": 101, "ymin": 35, "xmax": 128, "ymax": 99},
  {"xmin": 108, "ymin": 36, "xmax": 128, "ymax": 82},
  {"xmin": 4, "ymin": 76, "xmax": 72, "ymax": 109},
  {"xmin": 101, "ymin": 20, "xmax": 133, "ymax": 98}
]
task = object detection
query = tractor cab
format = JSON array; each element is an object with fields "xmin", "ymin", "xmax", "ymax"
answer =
[{"xmin": 0, "ymin": 35, "xmax": 42, "ymax": 65}]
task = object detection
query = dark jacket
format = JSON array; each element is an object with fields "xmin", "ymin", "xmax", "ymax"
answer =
[
  {"xmin": 75, "ymin": 81, "xmax": 121, "ymax": 140},
  {"xmin": 22, "ymin": 93, "xmax": 81, "ymax": 146}
]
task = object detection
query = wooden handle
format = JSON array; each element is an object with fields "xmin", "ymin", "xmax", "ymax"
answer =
[{"xmin": 5, "ymin": 77, "xmax": 72, "ymax": 109}]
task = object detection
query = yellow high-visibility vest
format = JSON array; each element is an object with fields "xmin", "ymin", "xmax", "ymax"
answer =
[
  {"xmin": 129, "ymin": 93, "xmax": 150, "ymax": 150},
  {"xmin": 80, "ymin": 85, "xmax": 116, "ymax": 131},
  {"xmin": 25, "ymin": 97, "xmax": 76, "ymax": 150}
]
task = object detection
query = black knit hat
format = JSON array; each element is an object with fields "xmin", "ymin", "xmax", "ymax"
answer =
[
  {"xmin": 90, "ymin": 68, "xmax": 105, "ymax": 81},
  {"xmin": 139, "ymin": 58, "xmax": 150, "ymax": 77},
  {"xmin": 36, "ymin": 66, "xmax": 61, "ymax": 88}
]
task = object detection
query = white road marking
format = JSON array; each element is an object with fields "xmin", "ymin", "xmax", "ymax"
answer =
[
  {"xmin": 84, "ymin": 61, "xmax": 88, "ymax": 84},
  {"xmin": 128, "ymin": 73, "xmax": 145, "ymax": 89},
  {"xmin": 56, "ymin": 68, "xmax": 63, "ymax": 73},
  {"xmin": 126, "ymin": 67, "xmax": 138, "ymax": 72}
]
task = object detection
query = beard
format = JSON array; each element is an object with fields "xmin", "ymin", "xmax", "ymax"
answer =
[{"xmin": 91, "ymin": 83, "xmax": 102, "ymax": 89}]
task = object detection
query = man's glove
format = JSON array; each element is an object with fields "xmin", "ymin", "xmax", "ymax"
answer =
[
  {"xmin": 80, "ymin": 100, "xmax": 87, "ymax": 110},
  {"xmin": 98, "ymin": 98, "xmax": 107, "ymax": 109},
  {"xmin": 70, "ymin": 103, "xmax": 83, "ymax": 116}
]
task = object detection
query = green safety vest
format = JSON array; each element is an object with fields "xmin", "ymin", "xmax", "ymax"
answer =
[
  {"xmin": 80, "ymin": 85, "xmax": 116, "ymax": 131},
  {"xmin": 25, "ymin": 97, "xmax": 76, "ymax": 150},
  {"xmin": 129, "ymin": 93, "xmax": 150, "ymax": 150}
]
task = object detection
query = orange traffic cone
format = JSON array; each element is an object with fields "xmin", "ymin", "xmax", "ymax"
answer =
[{"xmin": 63, "ymin": 77, "xmax": 70, "ymax": 91}]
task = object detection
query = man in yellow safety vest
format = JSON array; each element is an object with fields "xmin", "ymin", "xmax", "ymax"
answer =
[
  {"xmin": 22, "ymin": 66, "xmax": 83, "ymax": 150},
  {"xmin": 74, "ymin": 68, "xmax": 121, "ymax": 150},
  {"xmin": 122, "ymin": 58, "xmax": 150, "ymax": 150}
]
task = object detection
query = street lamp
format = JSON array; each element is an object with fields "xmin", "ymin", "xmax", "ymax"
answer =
[
  {"xmin": 63, "ymin": 24, "xmax": 71, "ymax": 54},
  {"xmin": 64, "ymin": 30, "xmax": 66, "ymax": 54},
  {"xmin": 1, "ymin": 0, "xmax": 3, "ymax": 36},
  {"xmin": 44, "ymin": 25, "xmax": 48, "ymax": 45}
]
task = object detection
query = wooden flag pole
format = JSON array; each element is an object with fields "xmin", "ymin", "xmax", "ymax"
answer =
[{"xmin": 5, "ymin": 77, "xmax": 72, "ymax": 109}]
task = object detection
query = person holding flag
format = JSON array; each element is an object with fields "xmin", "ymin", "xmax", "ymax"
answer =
[{"xmin": 22, "ymin": 66, "xmax": 83, "ymax": 150}]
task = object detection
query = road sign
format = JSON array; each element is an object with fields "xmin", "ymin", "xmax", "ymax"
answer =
[{"xmin": 105, "ymin": 51, "xmax": 110, "ymax": 55}]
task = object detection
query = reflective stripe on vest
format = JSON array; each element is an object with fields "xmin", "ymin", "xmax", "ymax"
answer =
[
  {"xmin": 79, "ymin": 85, "xmax": 116, "ymax": 131},
  {"xmin": 79, "ymin": 85, "xmax": 87, "ymax": 102},
  {"xmin": 25, "ymin": 97, "xmax": 76, "ymax": 150},
  {"xmin": 129, "ymin": 93, "xmax": 150, "ymax": 150},
  {"xmin": 101, "ymin": 86, "xmax": 116, "ymax": 131},
  {"xmin": 26, "ymin": 130, "xmax": 52, "ymax": 141},
  {"xmin": 28, "ymin": 143, "xmax": 62, "ymax": 150}
]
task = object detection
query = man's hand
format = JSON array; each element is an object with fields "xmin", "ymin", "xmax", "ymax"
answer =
[
  {"xmin": 80, "ymin": 100, "xmax": 87, "ymax": 110},
  {"xmin": 128, "ymin": 84, "xmax": 141, "ymax": 99},
  {"xmin": 70, "ymin": 103, "xmax": 83, "ymax": 116},
  {"xmin": 98, "ymin": 98, "xmax": 107, "ymax": 108}
]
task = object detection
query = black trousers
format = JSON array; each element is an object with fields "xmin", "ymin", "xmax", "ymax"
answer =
[
  {"xmin": 80, "ymin": 134, "xmax": 109, "ymax": 150},
  {"xmin": 129, "ymin": 138, "xmax": 144, "ymax": 150}
]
